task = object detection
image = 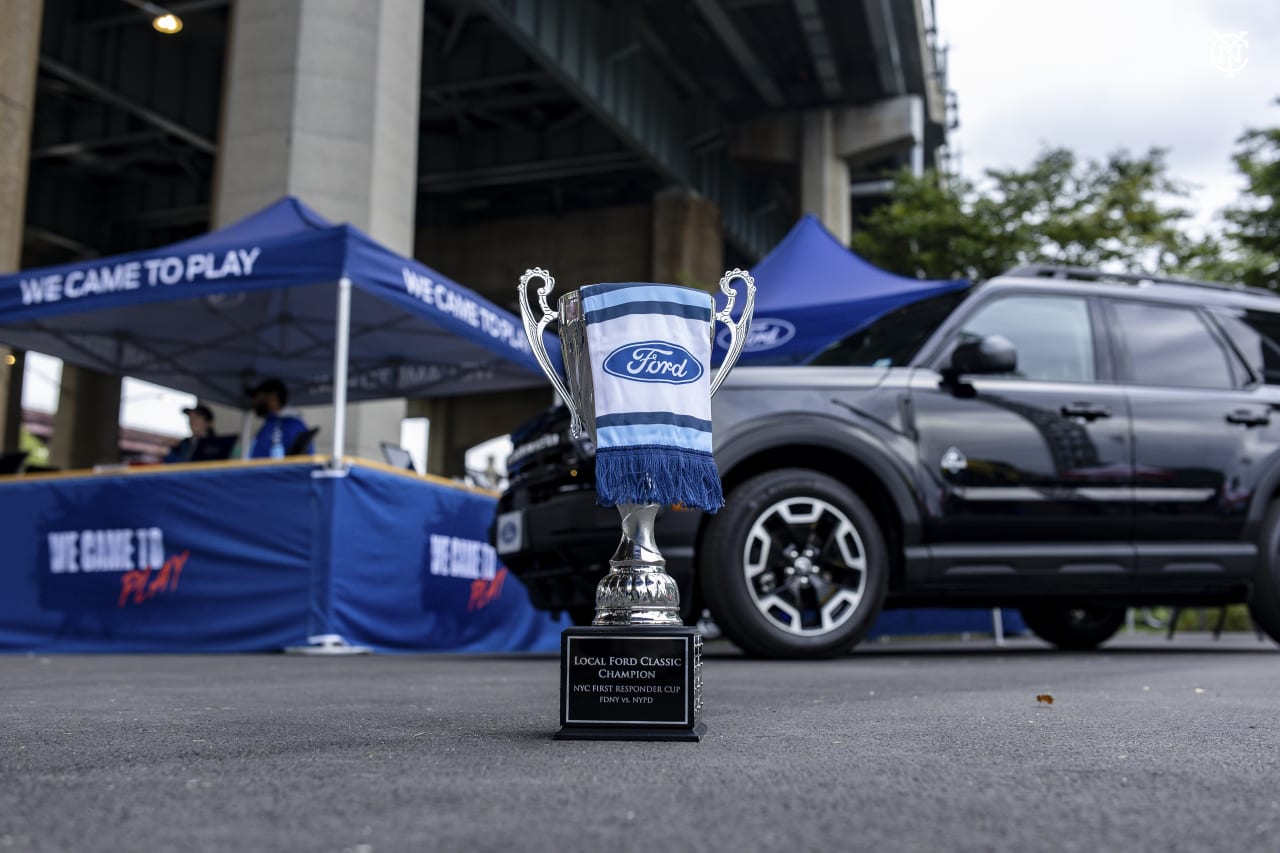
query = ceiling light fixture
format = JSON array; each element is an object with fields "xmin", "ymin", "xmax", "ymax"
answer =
[
  {"xmin": 121, "ymin": 0, "xmax": 184, "ymax": 35},
  {"xmin": 152, "ymin": 12, "xmax": 183, "ymax": 34}
]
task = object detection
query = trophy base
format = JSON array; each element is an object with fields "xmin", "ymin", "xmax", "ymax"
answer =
[{"xmin": 556, "ymin": 625, "xmax": 704, "ymax": 742}]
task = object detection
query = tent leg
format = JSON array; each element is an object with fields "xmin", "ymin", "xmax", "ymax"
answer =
[{"xmin": 330, "ymin": 276, "xmax": 353, "ymax": 468}]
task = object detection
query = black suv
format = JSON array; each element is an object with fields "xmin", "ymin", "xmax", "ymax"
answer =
[{"xmin": 493, "ymin": 266, "xmax": 1280, "ymax": 658}]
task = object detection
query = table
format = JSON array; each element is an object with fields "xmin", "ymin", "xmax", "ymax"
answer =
[{"xmin": 0, "ymin": 457, "xmax": 567, "ymax": 653}]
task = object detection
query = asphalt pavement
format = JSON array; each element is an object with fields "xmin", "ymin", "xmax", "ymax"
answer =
[{"xmin": 2, "ymin": 633, "xmax": 1278, "ymax": 853}]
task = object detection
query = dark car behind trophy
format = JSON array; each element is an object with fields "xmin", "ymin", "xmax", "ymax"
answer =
[{"xmin": 493, "ymin": 266, "xmax": 1280, "ymax": 659}]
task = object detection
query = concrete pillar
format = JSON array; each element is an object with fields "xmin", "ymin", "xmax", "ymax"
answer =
[
  {"xmin": 3, "ymin": 0, "xmax": 125, "ymax": 470},
  {"xmin": 832, "ymin": 95, "xmax": 925, "ymax": 173},
  {"xmin": 800, "ymin": 109, "xmax": 851, "ymax": 245},
  {"xmin": 0, "ymin": 0, "xmax": 43, "ymax": 452},
  {"xmin": 414, "ymin": 203, "xmax": 652, "ymax": 475},
  {"xmin": 213, "ymin": 0, "xmax": 423, "ymax": 458},
  {"xmin": 411, "ymin": 389, "xmax": 550, "ymax": 479},
  {"xmin": 0, "ymin": 0, "xmax": 40, "ymax": 269},
  {"xmin": 651, "ymin": 188, "xmax": 723, "ymax": 291},
  {"xmin": 736, "ymin": 97, "xmax": 926, "ymax": 244},
  {"xmin": 49, "ymin": 366, "xmax": 122, "ymax": 470},
  {"xmin": 215, "ymin": 0, "xmax": 422, "ymax": 252},
  {"xmin": 298, "ymin": 397, "xmax": 406, "ymax": 462}
]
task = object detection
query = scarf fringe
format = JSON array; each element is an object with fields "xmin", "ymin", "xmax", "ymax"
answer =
[{"xmin": 595, "ymin": 446, "xmax": 724, "ymax": 513}]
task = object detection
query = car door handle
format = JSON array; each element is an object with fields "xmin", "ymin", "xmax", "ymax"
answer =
[
  {"xmin": 1226, "ymin": 409, "xmax": 1271, "ymax": 427},
  {"xmin": 1061, "ymin": 403, "xmax": 1111, "ymax": 421}
]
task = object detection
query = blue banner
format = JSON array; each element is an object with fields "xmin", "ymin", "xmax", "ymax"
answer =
[
  {"xmin": 327, "ymin": 465, "xmax": 570, "ymax": 652},
  {"xmin": 0, "ymin": 461, "xmax": 567, "ymax": 653},
  {"xmin": 869, "ymin": 608, "xmax": 1026, "ymax": 639}
]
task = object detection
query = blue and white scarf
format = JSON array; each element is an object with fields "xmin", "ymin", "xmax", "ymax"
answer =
[{"xmin": 582, "ymin": 282, "xmax": 724, "ymax": 512}]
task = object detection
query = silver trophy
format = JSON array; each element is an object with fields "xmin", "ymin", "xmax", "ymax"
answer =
[{"xmin": 518, "ymin": 268, "xmax": 755, "ymax": 627}]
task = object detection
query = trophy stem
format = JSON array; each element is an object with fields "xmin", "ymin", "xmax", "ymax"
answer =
[{"xmin": 593, "ymin": 503, "xmax": 682, "ymax": 626}]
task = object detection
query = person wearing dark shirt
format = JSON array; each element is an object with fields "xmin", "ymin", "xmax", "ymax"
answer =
[
  {"xmin": 247, "ymin": 378, "xmax": 313, "ymax": 458},
  {"xmin": 165, "ymin": 403, "xmax": 216, "ymax": 463}
]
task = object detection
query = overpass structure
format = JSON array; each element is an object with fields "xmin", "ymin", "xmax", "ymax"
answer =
[{"xmin": 1, "ymin": 0, "xmax": 953, "ymax": 474}]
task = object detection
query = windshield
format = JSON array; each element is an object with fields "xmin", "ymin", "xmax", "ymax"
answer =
[{"xmin": 808, "ymin": 289, "xmax": 969, "ymax": 367}]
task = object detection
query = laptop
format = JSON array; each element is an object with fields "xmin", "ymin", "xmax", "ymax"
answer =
[
  {"xmin": 191, "ymin": 434, "xmax": 238, "ymax": 462},
  {"xmin": 380, "ymin": 442, "xmax": 416, "ymax": 472}
]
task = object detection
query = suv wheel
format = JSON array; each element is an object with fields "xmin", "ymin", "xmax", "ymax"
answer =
[
  {"xmin": 1247, "ymin": 502, "xmax": 1280, "ymax": 645},
  {"xmin": 1020, "ymin": 606, "xmax": 1126, "ymax": 650},
  {"xmin": 700, "ymin": 468, "xmax": 888, "ymax": 659}
]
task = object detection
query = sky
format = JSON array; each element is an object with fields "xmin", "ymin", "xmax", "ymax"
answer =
[{"xmin": 934, "ymin": 0, "xmax": 1279, "ymax": 231}]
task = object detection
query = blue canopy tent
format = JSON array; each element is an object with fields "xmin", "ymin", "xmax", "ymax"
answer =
[
  {"xmin": 0, "ymin": 196, "xmax": 558, "ymax": 458},
  {"xmin": 0, "ymin": 198, "xmax": 572, "ymax": 654},
  {"xmin": 716, "ymin": 214, "xmax": 968, "ymax": 366}
]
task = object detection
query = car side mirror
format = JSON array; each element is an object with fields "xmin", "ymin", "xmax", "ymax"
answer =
[{"xmin": 948, "ymin": 335, "xmax": 1017, "ymax": 376}]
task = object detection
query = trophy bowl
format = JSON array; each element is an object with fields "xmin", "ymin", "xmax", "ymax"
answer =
[{"xmin": 517, "ymin": 268, "xmax": 756, "ymax": 627}]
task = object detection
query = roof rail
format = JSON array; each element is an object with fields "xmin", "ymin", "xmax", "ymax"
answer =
[{"xmin": 1002, "ymin": 264, "xmax": 1273, "ymax": 297}]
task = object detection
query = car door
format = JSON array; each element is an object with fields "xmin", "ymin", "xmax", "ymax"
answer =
[
  {"xmin": 1106, "ymin": 297, "xmax": 1280, "ymax": 574},
  {"xmin": 908, "ymin": 291, "xmax": 1134, "ymax": 575}
]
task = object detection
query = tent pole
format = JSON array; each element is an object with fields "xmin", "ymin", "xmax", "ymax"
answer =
[{"xmin": 331, "ymin": 276, "xmax": 353, "ymax": 468}]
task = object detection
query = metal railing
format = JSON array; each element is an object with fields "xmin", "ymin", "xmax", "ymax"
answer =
[{"xmin": 1003, "ymin": 264, "xmax": 1275, "ymax": 298}]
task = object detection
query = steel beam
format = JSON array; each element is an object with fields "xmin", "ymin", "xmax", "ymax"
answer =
[
  {"xmin": 792, "ymin": 0, "xmax": 842, "ymax": 99},
  {"xmin": 38, "ymin": 57, "xmax": 216, "ymax": 154},
  {"xmin": 30, "ymin": 130, "xmax": 162, "ymax": 160},
  {"xmin": 420, "ymin": 152, "xmax": 644, "ymax": 192},
  {"xmin": 474, "ymin": 0, "xmax": 784, "ymax": 259},
  {"xmin": 22, "ymin": 225, "xmax": 100, "ymax": 259},
  {"xmin": 79, "ymin": 0, "xmax": 230, "ymax": 30},
  {"xmin": 861, "ymin": 0, "xmax": 905, "ymax": 96},
  {"xmin": 420, "ymin": 70, "xmax": 549, "ymax": 96},
  {"xmin": 692, "ymin": 0, "xmax": 786, "ymax": 108}
]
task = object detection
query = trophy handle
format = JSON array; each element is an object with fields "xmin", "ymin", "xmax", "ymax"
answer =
[
  {"xmin": 710, "ymin": 268, "xmax": 756, "ymax": 397},
  {"xmin": 518, "ymin": 268, "xmax": 585, "ymax": 437}
]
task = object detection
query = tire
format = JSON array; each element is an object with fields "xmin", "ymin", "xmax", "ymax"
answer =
[
  {"xmin": 699, "ymin": 468, "xmax": 889, "ymax": 659},
  {"xmin": 1019, "ymin": 605, "xmax": 1126, "ymax": 650},
  {"xmin": 1247, "ymin": 502, "xmax": 1280, "ymax": 645}
]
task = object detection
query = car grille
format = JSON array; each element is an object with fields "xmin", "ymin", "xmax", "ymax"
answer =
[{"xmin": 504, "ymin": 407, "xmax": 595, "ymax": 506}]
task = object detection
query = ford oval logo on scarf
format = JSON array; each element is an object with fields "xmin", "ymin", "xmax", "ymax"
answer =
[{"xmin": 603, "ymin": 341, "xmax": 704, "ymax": 384}]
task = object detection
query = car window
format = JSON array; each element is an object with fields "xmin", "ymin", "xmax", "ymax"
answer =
[
  {"xmin": 952, "ymin": 295, "xmax": 1095, "ymax": 382},
  {"xmin": 809, "ymin": 289, "xmax": 968, "ymax": 367},
  {"xmin": 1111, "ymin": 301, "xmax": 1234, "ymax": 389},
  {"xmin": 1210, "ymin": 308, "xmax": 1280, "ymax": 385}
]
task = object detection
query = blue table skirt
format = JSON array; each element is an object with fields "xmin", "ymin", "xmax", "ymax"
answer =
[{"xmin": 0, "ymin": 459, "xmax": 568, "ymax": 653}]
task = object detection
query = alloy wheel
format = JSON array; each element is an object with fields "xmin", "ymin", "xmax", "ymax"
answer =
[{"xmin": 742, "ymin": 496, "xmax": 867, "ymax": 636}]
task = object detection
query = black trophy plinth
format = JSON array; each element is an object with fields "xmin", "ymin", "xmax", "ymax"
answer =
[{"xmin": 556, "ymin": 625, "xmax": 704, "ymax": 741}]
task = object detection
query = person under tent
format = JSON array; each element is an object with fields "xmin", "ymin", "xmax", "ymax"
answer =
[
  {"xmin": 165, "ymin": 403, "xmax": 226, "ymax": 463},
  {"xmin": 246, "ymin": 379, "xmax": 315, "ymax": 459}
]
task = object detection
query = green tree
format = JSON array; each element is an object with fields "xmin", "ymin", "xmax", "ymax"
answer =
[
  {"xmin": 1219, "ymin": 104, "xmax": 1280, "ymax": 289},
  {"xmin": 853, "ymin": 147, "xmax": 1217, "ymax": 283}
]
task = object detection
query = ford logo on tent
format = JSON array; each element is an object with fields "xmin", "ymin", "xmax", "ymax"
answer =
[
  {"xmin": 603, "ymin": 341, "xmax": 703, "ymax": 384},
  {"xmin": 717, "ymin": 318, "xmax": 796, "ymax": 352}
]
